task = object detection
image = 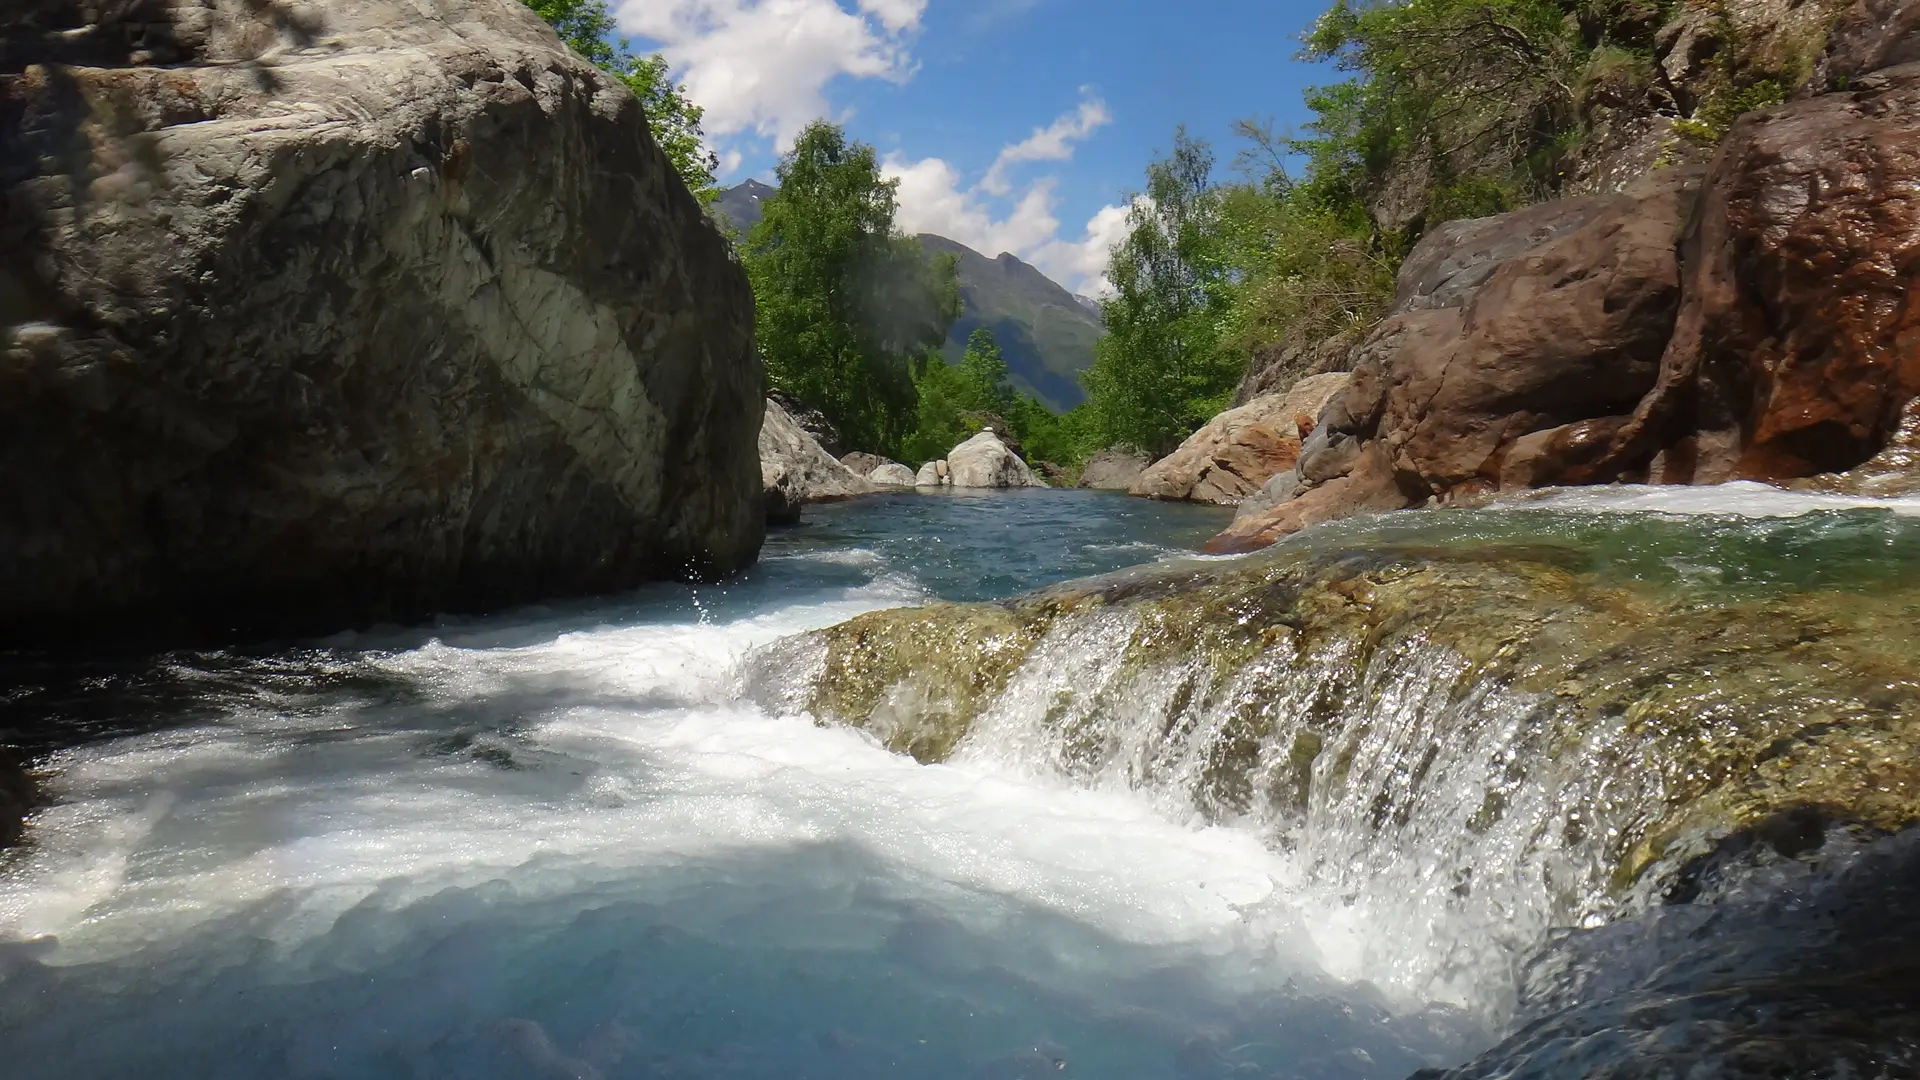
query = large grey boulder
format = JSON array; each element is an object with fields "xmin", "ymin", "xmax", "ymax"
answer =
[
  {"xmin": 868, "ymin": 463, "xmax": 916, "ymax": 487},
  {"xmin": 0, "ymin": 0, "xmax": 764, "ymax": 645},
  {"xmin": 947, "ymin": 431, "xmax": 1046, "ymax": 489},
  {"xmin": 760, "ymin": 399, "xmax": 874, "ymax": 523}
]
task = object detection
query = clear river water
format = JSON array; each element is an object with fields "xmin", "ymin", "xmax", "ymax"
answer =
[{"xmin": 2, "ymin": 485, "xmax": 1917, "ymax": 1079}]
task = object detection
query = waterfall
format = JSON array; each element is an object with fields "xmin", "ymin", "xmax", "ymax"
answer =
[{"xmin": 753, "ymin": 490, "xmax": 1920, "ymax": 1026}]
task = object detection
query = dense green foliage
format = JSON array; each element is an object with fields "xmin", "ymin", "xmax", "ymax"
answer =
[
  {"xmin": 744, "ymin": 123, "xmax": 961, "ymax": 456},
  {"xmin": 899, "ymin": 328, "xmax": 1074, "ymax": 467},
  {"xmin": 520, "ymin": 0, "xmax": 718, "ymax": 203}
]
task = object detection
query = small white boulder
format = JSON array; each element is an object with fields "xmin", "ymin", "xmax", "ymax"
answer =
[{"xmin": 946, "ymin": 430, "xmax": 1046, "ymax": 489}]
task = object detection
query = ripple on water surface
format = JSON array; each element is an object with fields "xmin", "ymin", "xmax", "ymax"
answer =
[
  {"xmin": 9, "ymin": 485, "xmax": 1914, "ymax": 1079},
  {"xmin": 0, "ymin": 492, "xmax": 1488, "ymax": 1080}
]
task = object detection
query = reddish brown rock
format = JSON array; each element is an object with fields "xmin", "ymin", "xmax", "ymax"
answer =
[
  {"xmin": 1602, "ymin": 65, "xmax": 1920, "ymax": 482},
  {"xmin": 1383, "ymin": 169, "xmax": 1697, "ymax": 495},
  {"xmin": 1791, "ymin": 397, "xmax": 1920, "ymax": 495},
  {"xmin": 1132, "ymin": 374, "xmax": 1349, "ymax": 504},
  {"xmin": 1821, "ymin": 0, "xmax": 1920, "ymax": 86},
  {"xmin": 1215, "ymin": 169, "xmax": 1700, "ymax": 550}
]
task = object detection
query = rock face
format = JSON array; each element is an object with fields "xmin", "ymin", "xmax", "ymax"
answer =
[
  {"xmin": 1793, "ymin": 398, "xmax": 1920, "ymax": 496},
  {"xmin": 867, "ymin": 462, "xmax": 916, "ymax": 487},
  {"xmin": 946, "ymin": 431, "xmax": 1045, "ymax": 489},
  {"xmin": 0, "ymin": 0, "xmax": 764, "ymax": 645},
  {"xmin": 1598, "ymin": 62, "xmax": 1920, "ymax": 484},
  {"xmin": 1076, "ymin": 448, "xmax": 1151, "ymax": 491},
  {"xmin": 1208, "ymin": 3, "xmax": 1920, "ymax": 554},
  {"xmin": 839, "ymin": 452, "xmax": 890, "ymax": 478},
  {"xmin": 1822, "ymin": 0, "xmax": 1920, "ymax": 83},
  {"xmin": 914, "ymin": 460, "xmax": 949, "ymax": 488},
  {"xmin": 1132, "ymin": 374, "xmax": 1349, "ymax": 505},
  {"xmin": 1213, "ymin": 171, "xmax": 1697, "ymax": 551},
  {"xmin": 1233, "ymin": 331, "xmax": 1355, "ymax": 407},
  {"xmin": 759, "ymin": 399, "xmax": 874, "ymax": 523}
]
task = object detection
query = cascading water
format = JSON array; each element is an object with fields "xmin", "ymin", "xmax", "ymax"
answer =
[
  {"xmin": 0, "ymin": 492, "xmax": 1484, "ymax": 1080},
  {"xmin": 5, "ymin": 486, "xmax": 1919, "ymax": 1078},
  {"xmin": 745, "ymin": 483, "xmax": 1920, "ymax": 1055}
]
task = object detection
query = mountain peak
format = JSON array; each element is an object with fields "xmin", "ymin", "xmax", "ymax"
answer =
[{"xmin": 712, "ymin": 183, "xmax": 1104, "ymax": 410}]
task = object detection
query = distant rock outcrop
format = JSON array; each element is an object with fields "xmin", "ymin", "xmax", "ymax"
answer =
[
  {"xmin": 1133, "ymin": 374, "xmax": 1350, "ymax": 505},
  {"xmin": 947, "ymin": 431, "xmax": 1047, "ymax": 489},
  {"xmin": 760, "ymin": 400, "xmax": 874, "ymax": 524},
  {"xmin": 1077, "ymin": 449, "xmax": 1151, "ymax": 491},
  {"xmin": 868, "ymin": 463, "xmax": 916, "ymax": 487},
  {"xmin": 0, "ymin": 0, "xmax": 764, "ymax": 646}
]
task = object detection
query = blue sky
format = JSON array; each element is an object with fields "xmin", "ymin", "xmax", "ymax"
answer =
[{"xmin": 615, "ymin": 0, "xmax": 1339, "ymax": 294}]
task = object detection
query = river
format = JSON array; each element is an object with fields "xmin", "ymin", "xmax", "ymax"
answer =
[{"xmin": 2, "ymin": 486, "xmax": 1917, "ymax": 1079}]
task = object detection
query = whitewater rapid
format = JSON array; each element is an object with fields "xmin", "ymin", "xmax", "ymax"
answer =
[{"xmin": 0, "ymin": 494, "xmax": 1487, "ymax": 1079}]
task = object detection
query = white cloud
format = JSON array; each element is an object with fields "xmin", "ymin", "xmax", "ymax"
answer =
[
  {"xmin": 1030, "ymin": 199, "xmax": 1136, "ymax": 298},
  {"xmin": 857, "ymin": 0, "xmax": 928, "ymax": 32},
  {"xmin": 885, "ymin": 153, "xmax": 1134, "ymax": 297},
  {"xmin": 883, "ymin": 95, "xmax": 1130, "ymax": 296},
  {"xmin": 616, "ymin": 0, "xmax": 924, "ymax": 151},
  {"xmin": 980, "ymin": 94, "xmax": 1111, "ymax": 195}
]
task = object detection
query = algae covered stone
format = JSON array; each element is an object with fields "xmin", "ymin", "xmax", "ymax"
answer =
[{"xmin": 776, "ymin": 504, "xmax": 1920, "ymax": 959}]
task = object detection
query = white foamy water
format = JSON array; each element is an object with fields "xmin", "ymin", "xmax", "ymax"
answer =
[
  {"xmin": 1504, "ymin": 480, "xmax": 1920, "ymax": 518},
  {"xmin": 0, "ymin": 504, "xmax": 1483, "ymax": 1080}
]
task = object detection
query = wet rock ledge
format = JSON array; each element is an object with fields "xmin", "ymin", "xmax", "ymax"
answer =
[{"xmin": 749, "ymin": 506, "xmax": 1920, "ymax": 1073}]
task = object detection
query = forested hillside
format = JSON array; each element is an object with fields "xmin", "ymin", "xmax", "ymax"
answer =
[
  {"xmin": 523, "ymin": 0, "xmax": 1849, "ymax": 470},
  {"xmin": 716, "ymin": 185, "xmax": 1104, "ymax": 413}
]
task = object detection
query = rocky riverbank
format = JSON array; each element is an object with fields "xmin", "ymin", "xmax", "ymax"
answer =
[{"xmin": 1107, "ymin": 0, "xmax": 1920, "ymax": 554}]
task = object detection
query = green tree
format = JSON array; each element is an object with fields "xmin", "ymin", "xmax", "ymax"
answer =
[
  {"xmin": 745, "ymin": 122, "xmax": 961, "ymax": 455},
  {"xmin": 956, "ymin": 328, "xmax": 1017, "ymax": 419},
  {"xmin": 900, "ymin": 328, "xmax": 1044, "ymax": 465},
  {"xmin": 520, "ymin": 0, "xmax": 719, "ymax": 203},
  {"xmin": 1081, "ymin": 130, "xmax": 1241, "ymax": 456}
]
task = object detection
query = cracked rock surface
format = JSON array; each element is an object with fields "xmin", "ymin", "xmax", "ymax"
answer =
[{"xmin": 0, "ymin": 0, "xmax": 764, "ymax": 645}]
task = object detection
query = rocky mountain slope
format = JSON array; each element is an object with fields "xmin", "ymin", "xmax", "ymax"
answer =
[
  {"xmin": 714, "ymin": 182, "xmax": 1103, "ymax": 411},
  {"xmin": 0, "ymin": 0, "xmax": 765, "ymax": 646},
  {"xmin": 915, "ymin": 234, "xmax": 1102, "ymax": 411}
]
